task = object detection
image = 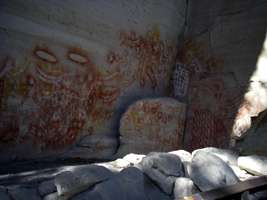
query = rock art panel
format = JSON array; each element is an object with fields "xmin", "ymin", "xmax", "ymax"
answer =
[
  {"xmin": 0, "ymin": 0, "xmax": 186, "ymax": 161},
  {"xmin": 176, "ymin": 41, "xmax": 242, "ymax": 150},
  {"xmin": 118, "ymin": 98, "xmax": 186, "ymax": 155}
]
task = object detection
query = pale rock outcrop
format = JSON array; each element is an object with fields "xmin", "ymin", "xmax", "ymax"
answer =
[
  {"xmin": 169, "ymin": 150, "xmax": 192, "ymax": 163},
  {"xmin": 230, "ymin": 165, "xmax": 254, "ymax": 181},
  {"xmin": 192, "ymin": 147, "xmax": 239, "ymax": 166},
  {"xmin": 122, "ymin": 153, "xmax": 146, "ymax": 166},
  {"xmin": 238, "ymin": 155, "xmax": 267, "ymax": 175},
  {"xmin": 190, "ymin": 151, "xmax": 239, "ymax": 191}
]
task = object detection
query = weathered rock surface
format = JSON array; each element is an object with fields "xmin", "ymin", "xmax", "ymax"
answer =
[
  {"xmin": 55, "ymin": 165, "xmax": 114, "ymax": 199},
  {"xmin": 230, "ymin": 165, "xmax": 254, "ymax": 181},
  {"xmin": 192, "ymin": 147, "xmax": 239, "ymax": 166},
  {"xmin": 138, "ymin": 152, "xmax": 184, "ymax": 194},
  {"xmin": 118, "ymin": 98, "xmax": 186, "ymax": 155},
  {"xmin": 173, "ymin": 177, "xmax": 198, "ymax": 199},
  {"xmin": 238, "ymin": 155, "xmax": 267, "ymax": 175},
  {"xmin": 183, "ymin": 161, "xmax": 192, "ymax": 178},
  {"xmin": 38, "ymin": 179, "xmax": 56, "ymax": 197},
  {"xmin": 43, "ymin": 192, "xmax": 58, "ymax": 200},
  {"xmin": 95, "ymin": 154, "xmax": 145, "ymax": 172},
  {"xmin": 190, "ymin": 151, "xmax": 239, "ymax": 191},
  {"xmin": 0, "ymin": 187, "xmax": 10, "ymax": 200},
  {"xmin": 1, "ymin": 148, "xmax": 266, "ymax": 199},
  {"xmin": 9, "ymin": 186, "xmax": 41, "ymax": 200},
  {"xmin": 0, "ymin": 0, "xmax": 185, "ymax": 163},
  {"xmin": 72, "ymin": 167, "xmax": 171, "ymax": 200},
  {"xmin": 169, "ymin": 150, "xmax": 192, "ymax": 163},
  {"xmin": 242, "ymin": 190, "xmax": 267, "ymax": 200},
  {"xmin": 122, "ymin": 153, "xmax": 146, "ymax": 166}
]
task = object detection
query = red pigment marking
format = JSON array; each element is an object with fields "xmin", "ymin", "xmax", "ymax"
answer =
[
  {"xmin": 67, "ymin": 47, "xmax": 91, "ymax": 65},
  {"xmin": 29, "ymin": 86, "xmax": 86, "ymax": 149},
  {"xmin": 106, "ymin": 51, "xmax": 122, "ymax": 65},
  {"xmin": 187, "ymin": 108, "xmax": 227, "ymax": 150},
  {"xmin": 120, "ymin": 30, "xmax": 174, "ymax": 90},
  {"xmin": 33, "ymin": 46, "xmax": 58, "ymax": 63}
]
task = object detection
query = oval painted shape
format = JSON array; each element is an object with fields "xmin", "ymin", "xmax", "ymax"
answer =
[
  {"xmin": 35, "ymin": 49, "xmax": 57, "ymax": 63},
  {"xmin": 68, "ymin": 53, "xmax": 88, "ymax": 64}
]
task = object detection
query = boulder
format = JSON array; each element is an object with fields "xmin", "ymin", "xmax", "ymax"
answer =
[
  {"xmin": 72, "ymin": 167, "xmax": 171, "ymax": 200},
  {"xmin": 238, "ymin": 155, "xmax": 267, "ymax": 175},
  {"xmin": 190, "ymin": 151, "xmax": 239, "ymax": 191},
  {"xmin": 55, "ymin": 165, "xmax": 114, "ymax": 199},
  {"xmin": 118, "ymin": 98, "xmax": 186, "ymax": 155},
  {"xmin": 173, "ymin": 177, "xmax": 198, "ymax": 199},
  {"xmin": 192, "ymin": 147, "xmax": 239, "ymax": 166},
  {"xmin": 138, "ymin": 152, "xmax": 184, "ymax": 194}
]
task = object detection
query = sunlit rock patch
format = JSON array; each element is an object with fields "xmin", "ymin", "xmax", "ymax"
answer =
[{"xmin": 0, "ymin": 147, "xmax": 266, "ymax": 200}]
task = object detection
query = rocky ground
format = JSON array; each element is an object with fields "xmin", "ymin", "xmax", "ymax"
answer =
[{"xmin": 0, "ymin": 147, "xmax": 267, "ymax": 200}]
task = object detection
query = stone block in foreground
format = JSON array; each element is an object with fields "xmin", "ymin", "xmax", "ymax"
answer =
[{"xmin": 118, "ymin": 98, "xmax": 186, "ymax": 155}]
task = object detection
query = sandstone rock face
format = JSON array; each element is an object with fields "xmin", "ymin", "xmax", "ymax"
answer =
[
  {"xmin": 138, "ymin": 152, "xmax": 184, "ymax": 194},
  {"xmin": 190, "ymin": 151, "xmax": 239, "ymax": 191},
  {"xmin": 238, "ymin": 155, "xmax": 267, "ymax": 175},
  {"xmin": 0, "ymin": 0, "xmax": 186, "ymax": 162},
  {"xmin": 118, "ymin": 98, "xmax": 186, "ymax": 155}
]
